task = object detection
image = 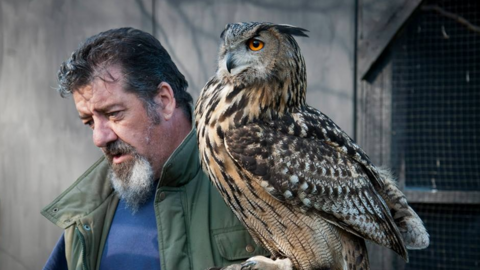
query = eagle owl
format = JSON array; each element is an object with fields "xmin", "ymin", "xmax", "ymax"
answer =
[{"xmin": 195, "ymin": 22, "xmax": 429, "ymax": 270}]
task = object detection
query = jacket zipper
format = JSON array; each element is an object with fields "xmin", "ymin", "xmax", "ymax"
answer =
[{"xmin": 75, "ymin": 226, "xmax": 90, "ymax": 270}]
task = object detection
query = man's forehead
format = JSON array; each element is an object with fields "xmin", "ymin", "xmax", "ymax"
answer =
[
  {"xmin": 73, "ymin": 82, "xmax": 110, "ymax": 106},
  {"xmin": 73, "ymin": 68, "xmax": 124, "ymax": 102},
  {"xmin": 73, "ymin": 84, "xmax": 94, "ymax": 101},
  {"xmin": 73, "ymin": 86, "xmax": 124, "ymax": 118}
]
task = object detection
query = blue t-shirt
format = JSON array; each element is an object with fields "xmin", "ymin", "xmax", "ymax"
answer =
[
  {"xmin": 43, "ymin": 234, "xmax": 68, "ymax": 270},
  {"xmin": 43, "ymin": 194, "xmax": 160, "ymax": 270},
  {"xmin": 100, "ymin": 193, "xmax": 160, "ymax": 270}
]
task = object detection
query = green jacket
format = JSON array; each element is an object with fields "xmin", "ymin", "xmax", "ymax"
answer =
[{"xmin": 42, "ymin": 130, "xmax": 268, "ymax": 270}]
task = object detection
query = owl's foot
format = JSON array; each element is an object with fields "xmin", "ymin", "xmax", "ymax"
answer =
[{"xmin": 241, "ymin": 256, "xmax": 292, "ymax": 270}]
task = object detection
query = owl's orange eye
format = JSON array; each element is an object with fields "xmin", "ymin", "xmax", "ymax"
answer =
[{"xmin": 248, "ymin": 39, "xmax": 264, "ymax": 51}]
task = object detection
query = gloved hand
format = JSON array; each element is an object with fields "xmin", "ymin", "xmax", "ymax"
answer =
[{"xmin": 206, "ymin": 256, "xmax": 292, "ymax": 270}]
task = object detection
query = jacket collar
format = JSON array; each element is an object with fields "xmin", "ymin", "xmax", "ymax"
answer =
[
  {"xmin": 158, "ymin": 128, "xmax": 201, "ymax": 187},
  {"xmin": 41, "ymin": 128, "xmax": 201, "ymax": 228}
]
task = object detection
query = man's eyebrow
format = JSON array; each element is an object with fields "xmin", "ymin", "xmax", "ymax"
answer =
[
  {"xmin": 79, "ymin": 114, "xmax": 91, "ymax": 120},
  {"xmin": 95, "ymin": 103, "xmax": 122, "ymax": 112},
  {"xmin": 78, "ymin": 104, "xmax": 124, "ymax": 120}
]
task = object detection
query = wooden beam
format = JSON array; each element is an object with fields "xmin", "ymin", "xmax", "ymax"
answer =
[
  {"xmin": 404, "ymin": 190, "xmax": 480, "ymax": 204},
  {"xmin": 357, "ymin": 0, "xmax": 422, "ymax": 79}
]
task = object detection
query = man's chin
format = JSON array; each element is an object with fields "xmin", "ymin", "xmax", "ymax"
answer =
[
  {"xmin": 109, "ymin": 155, "xmax": 155, "ymax": 213},
  {"xmin": 110, "ymin": 160, "xmax": 135, "ymax": 181}
]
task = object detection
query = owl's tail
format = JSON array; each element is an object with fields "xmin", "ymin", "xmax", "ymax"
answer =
[{"xmin": 376, "ymin": 167, "xmax": 430, "ymax": 250}]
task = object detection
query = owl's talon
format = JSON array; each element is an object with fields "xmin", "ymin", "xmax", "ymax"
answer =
[{"xmin": 240, "ymin": 261, "xmax": 257, "ymax": 270}]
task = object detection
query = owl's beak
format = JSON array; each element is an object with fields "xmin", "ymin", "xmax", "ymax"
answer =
[{"xmin": 226, "ymin": 54, "xmax": 236, "ymax": 73}]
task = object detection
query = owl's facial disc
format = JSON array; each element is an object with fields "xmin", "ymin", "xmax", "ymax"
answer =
[
  {"xmin": 222, "ymin": 36, "xmax": 270, "ymax": 77},
  {"xmin": 226, "ymin": 37, "xmax": 265, "ymax": 74}
]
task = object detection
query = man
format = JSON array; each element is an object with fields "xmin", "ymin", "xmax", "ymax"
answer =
[{"xmin": 42, "ymin": 28, "xmax": 267, "ymax": 270}]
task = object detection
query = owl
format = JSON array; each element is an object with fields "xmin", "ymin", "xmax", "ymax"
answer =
[{"xmin": 195, "ymin": 22, "xmax": 429, "ymax": 270}]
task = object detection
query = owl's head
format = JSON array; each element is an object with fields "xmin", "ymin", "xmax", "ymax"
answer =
[{"xmin": 216, "ymin": 22, "xmax": 308, "ymax": 85}]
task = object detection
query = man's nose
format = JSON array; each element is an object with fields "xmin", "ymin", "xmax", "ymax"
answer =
[{"xmin": 93, "ymin": 120, "xmax": 117, "ymax": 148}]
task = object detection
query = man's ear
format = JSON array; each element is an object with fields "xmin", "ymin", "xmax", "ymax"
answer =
[{"xmin": 154, "ymin": 82, "xmax": 176, "ymax": 121}]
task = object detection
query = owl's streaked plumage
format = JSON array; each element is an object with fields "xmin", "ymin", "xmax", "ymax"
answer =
[{"xmin": 195, "ymin": 22, "xmax": 429, "ymax": 270}]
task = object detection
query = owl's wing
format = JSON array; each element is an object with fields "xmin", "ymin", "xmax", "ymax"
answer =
[
  {"xmin": 271, "ymin": 106, "xmax": 385, "ymax": 190},
  {"xmin": 224, "ymin": 123, "xmax": 408, "ymax": 260}
]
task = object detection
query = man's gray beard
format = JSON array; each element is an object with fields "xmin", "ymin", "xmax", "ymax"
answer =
[{"xmin": 109, "ymin": 154, "xmax": 155, "ymax": 213}]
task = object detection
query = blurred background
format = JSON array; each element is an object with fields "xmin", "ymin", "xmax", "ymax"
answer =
[{"xmin": 0, "ymin": 0, "xmax": 478, "ymax": 269}]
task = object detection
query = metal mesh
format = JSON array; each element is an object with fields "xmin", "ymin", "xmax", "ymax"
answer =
[
  {"xmin": 406, "ymin": 203, "xmax": 480, "ymax": 270},
  {"xmin": 390, "ymin": 0, "xmax": 480, "ymax": 191},
  {"xmin": 361, "ymin": 1, "xmax": 480, "ymax": 269}
]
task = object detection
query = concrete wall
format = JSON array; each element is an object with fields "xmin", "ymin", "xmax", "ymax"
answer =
[{"xmin": 0, "ymin": 1, "xmax": 355, "ymax": 269}]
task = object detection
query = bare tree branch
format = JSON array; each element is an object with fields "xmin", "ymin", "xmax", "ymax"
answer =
[{"xmin": 422, "ymin": 4, "xmax": 480, "ymax": 35}]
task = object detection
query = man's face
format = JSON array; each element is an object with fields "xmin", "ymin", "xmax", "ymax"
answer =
[{"xmin": 72, "ymin": 66, "xmax": 176, "ymax": 210}]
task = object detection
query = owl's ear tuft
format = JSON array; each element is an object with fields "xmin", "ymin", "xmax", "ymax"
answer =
[{"xmin": 275, "ymin": 25, "xmax": 309, "ymax": 38}]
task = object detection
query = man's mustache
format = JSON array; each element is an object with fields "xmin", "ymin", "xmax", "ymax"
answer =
[{"xmin": 103, "ymin": 140, "xmax": 135, "ymax": 160}]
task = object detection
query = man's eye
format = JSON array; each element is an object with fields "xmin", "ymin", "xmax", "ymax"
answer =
[
  {"xmin": 107, "ymin": 111, "xmax": 122, "ymax": 119},
  {"xmin": 84, "ymin": 120, "xmax": 94, "ymax": 129}
]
